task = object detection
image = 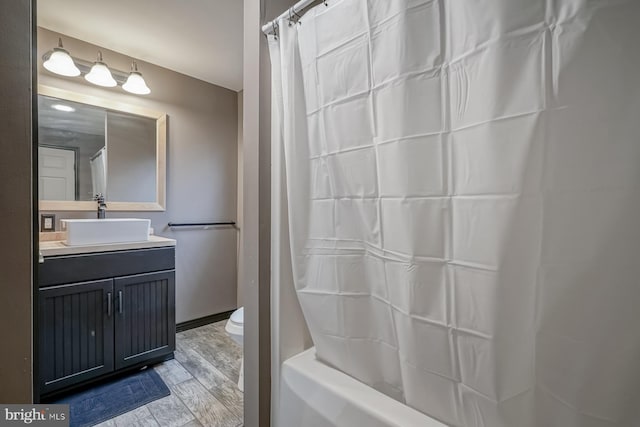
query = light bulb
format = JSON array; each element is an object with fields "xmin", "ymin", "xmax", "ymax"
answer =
[
  {"xmin": 85, "ymin": 51, "xmax": 117, "ymax": 87},
  {"xmin": 43, "ymin": 38, "xmax": 80, "ymax": 77},
  {"xmin": 122, "ymin": 61, "xmax": 150, "ymax": 95}
]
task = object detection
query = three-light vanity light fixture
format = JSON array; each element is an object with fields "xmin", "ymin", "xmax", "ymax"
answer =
[{"xmin": 43, "ymin": 38, "xmax": 151, "ymax": 95}]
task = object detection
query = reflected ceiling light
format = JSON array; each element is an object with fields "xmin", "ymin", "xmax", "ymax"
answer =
[
  {"xmin": 122, "ymin": 61, "xmax": 151, "ymax": 95},
  {"xmin": 43, "ymin": 38, "xmax": 80, "ymax": 77},
  {"xmin": 51, "ymin": 104, "xmax": 75, "ymax": 112},
  {"xmin": 85, "ymin": 51, "xmax": 117, "ymax": 87}
]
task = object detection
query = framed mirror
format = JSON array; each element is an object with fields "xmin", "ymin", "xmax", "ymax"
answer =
[{"xmin": 38, "ymin": 85, "xmax": 166, "ymax": 211}]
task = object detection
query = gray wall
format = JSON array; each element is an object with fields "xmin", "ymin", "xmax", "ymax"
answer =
[
  {"xmin": 38, "ymin": 27, "xmax": 239, "ymax": 324},
  {"xmin": 237, "ymin": 91, "xmax": 244, "ymax": 307},
  {"xmin": 242, "ymin": 0, "xmax": 264, "ymax": 424},
  {"xmin": 106, "ymin": 111, "xmax": 156, "ymax": 202},
  {"xmin": 243, "ymin": 0, "xmax": 302, "ymax": 425},
  {"xmin": 0, "ymin": 0, "xmax": 34, "ymax": 403}
]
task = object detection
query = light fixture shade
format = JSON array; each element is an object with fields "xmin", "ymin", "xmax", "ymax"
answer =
[
  {"xmin": 43, "ymin": 39, "xmax": 80, "ymax": 77},
  {"xmin": 123, "ymin": 61, "xmax": 150, "ymax": 95},
  {"xmin": 123, "ymin": 72, "xmax": 150, "ymax": 95},
  {"xmin": 85, "ymin": 52, "xmax": 117, "ymax": 87}
]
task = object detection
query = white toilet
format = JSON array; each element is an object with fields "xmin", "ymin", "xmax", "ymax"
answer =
[{"xmin": 225, "ymin": 307, "xmax": 244, "ymax": 391}]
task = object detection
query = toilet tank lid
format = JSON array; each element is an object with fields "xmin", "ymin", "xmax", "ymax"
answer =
[{"xmin": 230, "ymin": 307, "xmax": 244, "ymax": 325}]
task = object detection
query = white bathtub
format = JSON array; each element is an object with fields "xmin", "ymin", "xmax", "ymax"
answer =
[{"xmin": 279, "ymin": 348, "xmax": 447, "ymax": 427}]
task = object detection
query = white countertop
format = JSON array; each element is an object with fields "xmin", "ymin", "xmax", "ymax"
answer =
[{"xmin": 40, "ymin": 235, "xmax": 176, "ymax": 257}]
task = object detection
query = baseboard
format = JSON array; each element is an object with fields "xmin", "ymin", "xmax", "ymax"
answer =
[{"xmin": 176, "ymin": 310, "xmax": 235, "ymax": 333}]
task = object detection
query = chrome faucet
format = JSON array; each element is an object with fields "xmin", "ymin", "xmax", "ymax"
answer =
[{"xmin": 95, "ymin": 193, "xmax": 107, "ymax": 219}]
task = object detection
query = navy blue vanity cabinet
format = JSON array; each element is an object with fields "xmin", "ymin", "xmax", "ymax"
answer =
[
  {"xmin": 39, "ymin": 279, "xmax": 115, "ymax": 395},
  {"xmin": 38, "ymin": 246, "xmax": 176, "ymax": 398},
  {"xmin": 114, "ymin": 271, "xmax": 175, "ymax": 370}
]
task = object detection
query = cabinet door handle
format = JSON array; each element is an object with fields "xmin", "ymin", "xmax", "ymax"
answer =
[
  {"xmin": 118, "ymin": 290, "xmax": 123, "ymax": 314},
  {"xmin": 107, "ymin": 292, "xmax": 112, "ymax": 317}
]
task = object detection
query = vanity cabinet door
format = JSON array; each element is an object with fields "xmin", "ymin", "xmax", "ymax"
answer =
[
  {"xmin": 114, "ymin": 270, "xmax": 175, "ymax": 370},
  {"xmin": 39, "ymin": 279, "xmax": 115, "ymax": 395}
]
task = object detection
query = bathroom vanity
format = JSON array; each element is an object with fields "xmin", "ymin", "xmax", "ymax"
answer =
[
  {"xmin": 38, "ymin": 236, "xmax": 176, "ymax": 399},
  {"xmin": 35, "ymin": 84, "xmax": 174, "ymax": 400}
]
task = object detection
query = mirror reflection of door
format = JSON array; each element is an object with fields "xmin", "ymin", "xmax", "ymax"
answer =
[
  {"xmin": 39, "ymin": 146, "xmax": 76, "ymax": 200},
  {"xmin": 37, "ymin": 93, "xmax": 159, "ymax": 204},
  {"xmin": 38, "ymin": 95, "xmax": 106, "ymax": 201}
]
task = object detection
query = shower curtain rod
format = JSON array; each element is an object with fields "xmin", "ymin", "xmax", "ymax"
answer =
[{"xmin": 261, "ymin": 0, "xmax": 326, "ymax": 35}]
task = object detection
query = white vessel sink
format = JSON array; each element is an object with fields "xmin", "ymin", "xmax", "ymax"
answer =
[{"xmin": 62, "ymin": 218, "xmax": 151, "ymax": 246}]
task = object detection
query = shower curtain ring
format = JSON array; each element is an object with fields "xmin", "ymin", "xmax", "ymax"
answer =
[
  {"xmin": 273, "ymin": 20, "xmax": 279, "ymax": 39},
  {"xmin": 292, "ymin": 8, "xmax": 302, "ymax": 24}
]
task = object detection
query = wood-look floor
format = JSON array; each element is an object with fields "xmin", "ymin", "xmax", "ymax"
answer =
[{"xmin": 95, "ymin": 320, "xmax": 243, "ymax": 427}]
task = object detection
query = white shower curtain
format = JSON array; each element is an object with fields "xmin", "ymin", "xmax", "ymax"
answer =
[{"xmin": 268, "ymin": 0, "xmax": 640, "ymax": 425}]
